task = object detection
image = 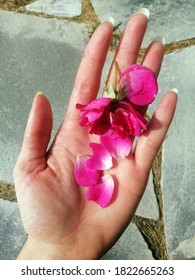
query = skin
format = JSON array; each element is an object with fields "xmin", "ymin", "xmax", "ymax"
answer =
[{"xmin": 14, "ymin": 11, "xmax": 177, "ymax": 260}]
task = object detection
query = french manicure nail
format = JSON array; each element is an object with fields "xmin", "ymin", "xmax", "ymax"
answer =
[
  {"xmin": 136, "ymin": 8, "xmax": 150, "ymax": 19},
  {"xmin": 103, "ymin": 16, "xmax": 115, "ymax": 26},
  {"xmin": 153, "ymin": 36, "xmax": 165, "ymax": 45},
  {"xmin": 35, "ymin": 91, "xmax": 45, "ymax": 97},
  {"xmin": 171, "ymin": 88, "xmax": 179, "ymax": 94}
]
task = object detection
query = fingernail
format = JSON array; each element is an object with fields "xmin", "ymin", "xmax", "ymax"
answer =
[
  {"xmin": 152, "ymin": 36, "xmax": 165, "ymax": 45},
  {"xmin": 35, "ymin": 91, "xmax": 45, "ymax": 97},
  {"xmin": 171, "ymin": 88, "xmax": 179, "ymax": 94},
  {"xmin": 136, "ymin": 8, "xmax": 150, "ymax": 19},
  {"xmin": 103, "ymin": 16, "xmax": 115, "ymax": 26}
]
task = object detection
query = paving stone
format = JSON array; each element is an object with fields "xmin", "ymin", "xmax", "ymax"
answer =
[
  {"xmin": 0, "ymin": 199, "xmax": 26, "ymax": 260},
  {"xmin": 158, "ymin": 46, "xmax": 195, "ymax": 259},
  {"xmin": 102, "ymin": 222, "xmax": 154, "ymax": 260},
  {"xmin": 24, "ymin": 0, "xmax": 82, "ymax": 17},
  {"xmin": 135, "ymin": 171, "xmax": 159, "ymax": 220},
  {"xmin": 91, "ymin": 0, "xmax": 195, "ymax": 46},
  {"xmin": 0, "ymin": 10, "xmax": 88, "ymax": 183}
]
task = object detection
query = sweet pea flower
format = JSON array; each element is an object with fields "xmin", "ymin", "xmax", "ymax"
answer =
[
  {"xmin": 74, "ymin": 143, "xmax": 114, "ymax": 208},
  {"xmin": 76, "ymin": 64, "xmax": 156, "ymax": 158},
  {"xmin": 119, "ymin": 64, "xmax": 158, "ymax": 106}
]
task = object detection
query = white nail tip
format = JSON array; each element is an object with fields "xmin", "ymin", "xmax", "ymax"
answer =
[
  {"xmin": 103, "ymin": 16, "xmax": 114, "ymax": 26},
  {"xmin": 136, "ymin": 8, "xmax": 150, "ymax": 19},
  {"xmin": 171, "ymin": 88, "xmax": 179, "ymax": 94},
  {"xmin": 153, "ymin": 36, "xmax": 165, "ymax": 45}
]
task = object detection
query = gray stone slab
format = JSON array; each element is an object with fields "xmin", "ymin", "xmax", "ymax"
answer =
[
  {"xmin": 0, "ymin": 10, "xmax": 88, "ymax": 183},
  {"xmin": 0, "ymin": 199, "xmax": 26, "ymax": 260},
  {"xmin": 24, "ymin": 0, "xmax": 82, "ymax": 17},
  {"xmin": 91, "ymin": 0, "xmax": 195, "ymax": 46},
  {"xmin": 159, "ymin": 46, "xmax": 195, "ymax": 259},
  {"xmin": 135, "ymin": 171, "xmax": 159, "ymax": 220},
  {"xmin": 102, "ymin": 222, "xmax": 154, "ymax": 259}
]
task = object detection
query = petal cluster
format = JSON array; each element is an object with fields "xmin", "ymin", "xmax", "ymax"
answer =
[
  {"xmin": 74, "ymin": 64, "xmax": 158, "ymax": 207},
  {"xmin": 74, "ymin": 143, "xmax": 114, "ymax": 208}
]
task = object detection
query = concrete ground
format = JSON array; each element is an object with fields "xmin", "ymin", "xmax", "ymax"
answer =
[{"xmin": 0, "ymin": 0, "xmax": 195, "ymax": 260}]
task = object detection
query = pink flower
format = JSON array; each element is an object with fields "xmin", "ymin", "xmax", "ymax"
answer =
[
  {"xmin": 74, "ymin": 143, "xmax": 114, "ymax": 208},
  {"xmin": 119, "ymin": 64, "xmax": 158, "ymax": 106}
]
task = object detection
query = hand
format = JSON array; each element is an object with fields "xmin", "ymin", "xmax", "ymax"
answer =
[{"xmin": 14, "ymin": 10, "xmax": 177, "ymax": 260}]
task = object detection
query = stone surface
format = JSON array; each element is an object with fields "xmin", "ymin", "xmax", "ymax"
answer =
[
  {"xmin": 0, "ymin": 10, "xmax": 88, "ymax": 183},
  {"xmin": 0, "ymin": 199, "xmax": 26, "ymax": 260},
  {"xmin": 135, "ymin": 172, "xmax": 159, "ymax": 220},
  {"xmin": 102, "ymin": 222, "xmax": 154, "ymax": 260},
  {"xmin": 24, "ymin": 0, "xmax": 82, "ymax": 17},
  {"xmin": 91, "ymin": 0, "xmax": 195, "ymax": 46},
  {"xmin": 159, "ymin": 46, "xmax": 195, "ymax": 259}
]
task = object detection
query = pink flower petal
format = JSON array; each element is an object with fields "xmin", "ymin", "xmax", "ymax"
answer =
[
  {"xmin": 86, "ymin": 143, "xmax": 112, "ymax": 170},
  {"xmin": 120, "ymin": 101, "xmax": 148, "ymax": 133},
  {"xmin": 74, "ymin": 156, "xmax": 102, "ymax": 186},
  {"xmin": 76, "ymin": 98, "xmax": 111, "ymax": 125},
  {"xmin": 76, "ymin": 97, "xmax": 111, "ymax": 111},
  {"xmin": 87, "ymin": 175, "xmax": 114, "ymax": 208},
  {"xmin": 100, "ymin": 129, "xmax": 133, "ymax": 158},
  {"xmin": 76, "ymin": 98, "xmax": 112, "ymax": 135},
  {"xmin": 119, "ymin": 64, "xmax": 158, "ymax": 106}
]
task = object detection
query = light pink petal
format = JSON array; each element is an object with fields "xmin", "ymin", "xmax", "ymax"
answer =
[
  {"xmin": 119, "ymin": 64, "xmax": 158, "ymax": 106},
  {"xmin": 74, "ymin": 156, "xmax": 102, "ymax": 186},
  {"xmin": 86, "ymin": 143, "xmax": 112, "ymax": 170},
  {"xmin": 100, "ymin": 129, "xmax": 133, "ymax": 158},
  {"xmin": 87, "ymin": 175, "xmax": 114, "ymax": 208}
]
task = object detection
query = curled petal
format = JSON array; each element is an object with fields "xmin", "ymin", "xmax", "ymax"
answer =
[
  {"xmin": 74, "ymin": 156, "xmax": 102, "ymax": 186},
  {"xmin": 87, "ymin": 175, "xmax": 114, "ymax": 208},
  {"xmin": 119, "ymin": 64, "xmax": 158, "ymax": 106},
  {"xmin": 76, "ymin": 98, "xmax": 111, "ymax": 126},
  {"xmin": 86, "ymin": 143, "xmax": 112, "ymax": 170},
  {"xmin": 100, "ymin": 129, "xmax": 133, "ymax": 158},
  {"xmin": 120, "ymin": 101, "xmax": 148, "ymax": 135}
]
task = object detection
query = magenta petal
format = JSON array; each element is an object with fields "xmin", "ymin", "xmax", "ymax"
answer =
[
  {"xmin": 100, "ymin": 129, "xmax": 133, "ymax": 158},
  {"xmin": 74, "ymin": 156, "xmax": 102, "ymax": 186},
  {"xmin": 87, "ymin": 175, "xmax": 114, "ymax": 208},
  {"xmin": 76, "ymin": 97, "xmax": 111, "ymax": 111},
  {"xmin": 86, "ymin": 143, "xmax": 112, "ymax": 170},
  {"xmin": 120, "ymin": 101, "xmax": 148, "ymax": 134},
  {"xmin": 76, "ymin": 98, "xmax": 111, "ymax": 125},
  {"xmin": 119, "ymin": 64, "xmax": 158, "ymax": 106}
]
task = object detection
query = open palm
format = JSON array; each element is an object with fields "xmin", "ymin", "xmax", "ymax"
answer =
[{"xmin": 14, "ymin": 10, "xmax": 177, "ymax": 259}]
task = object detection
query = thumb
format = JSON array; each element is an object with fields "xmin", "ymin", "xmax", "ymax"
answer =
[{"xmin": 17, "ymin": 92, "xmax": 53, "ymax": 169}]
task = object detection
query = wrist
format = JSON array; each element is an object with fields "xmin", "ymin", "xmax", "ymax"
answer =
[{"xmin": 17, "ymin": 237, "xmax": 77, "ymax": 260}]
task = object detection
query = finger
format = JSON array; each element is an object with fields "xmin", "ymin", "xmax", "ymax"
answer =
[
  {"xmin": 19, "ymin": 92, "xmax": 53, "ymax": 164},
  {"xmin": 66, "ymin": 20, "xmax": 114, "ymax": 122},
  {"xmin": 141, "ymin": 38, "xmax": 165, "ymax": 77},
  {"xmin": 107, "ymin": 8, "xmax": 149, "ymax": 86},
  {"xmin": 134, "ymin": 91, "xmax": 178, "ymax": 173}
]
